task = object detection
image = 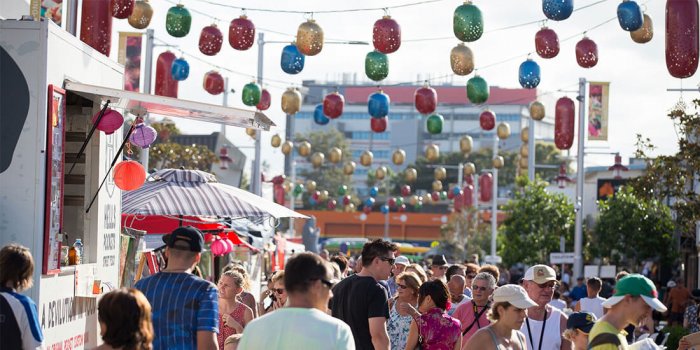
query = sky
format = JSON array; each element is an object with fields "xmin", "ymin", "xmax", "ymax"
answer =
[{"xmin": 111, "ymin": 0, "xmax": 690, "ymax": 179}]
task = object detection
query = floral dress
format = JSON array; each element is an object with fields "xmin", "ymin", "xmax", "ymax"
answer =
[
  {"xmin": 685, "ymin": 304, "xmax": 700, "ymax": 333},
  {"xmin": 388, "ymin": 300, "xmax": 413, "ymax": 350},
  {"xmin": 417, "ymin": 307, "xmax": 462, "ymax": 350},
  {"xmin": 217, "ymin": 302, "xmax": 249, "ymax": 350}
]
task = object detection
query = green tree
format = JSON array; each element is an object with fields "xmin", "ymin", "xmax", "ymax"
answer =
[
  {"xmin": 592, "ymin": 186, "xmax": 676, "ymax": 270},
  {"xmin": 499, "ymin": 176, "xmax": 575, "ymax": 266}
]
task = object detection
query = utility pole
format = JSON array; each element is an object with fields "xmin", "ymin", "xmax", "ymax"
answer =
[{"xmin": 573, "ymin": 77, "xmax": 587, "ymax": 280}]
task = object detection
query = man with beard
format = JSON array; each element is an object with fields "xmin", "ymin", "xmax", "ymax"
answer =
[{"xmin": 520, "ymin": 265, "xmax": 571, "ymax": 350}]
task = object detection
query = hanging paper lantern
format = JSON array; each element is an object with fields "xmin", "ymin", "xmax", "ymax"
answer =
[
  {"xmin": 479, "ymin": 110, "xmax": 496, "ymax": 131},
  {"xmin": 369, "ymin": 186, "xmax": 379, "ymax": 197},
  {"xmin": 463, "ymin": 185, "xmax": 474, "ymax": 208},
  {"xmin": 464, "ymin": 162, "xmax": 476, "ymax": 176},
  {"xmin": 368, "ymin": 90, "xmax": 390, "ymax": 118},
  {"xmin": 365, "ymin": 51, "xmax": 389, "ymax": 81},
  {"xmin": 460, "ymin": 136, "xmax": 473, "ymax": 154},
  {"xmin": 343, "ymin": 161, "xmax": 356, "ymax": 175},
  {"xmin": 80, "ymin": 0, "xmax": 113, "ymax": 56},
  {"xmin": 281, "ymin": 88, "xmax": 302, "ymax": 115},
  {"xmin": 311, "ymin": 152, "xmax": 325, "ymax": 168},
  {"xmin": 401, "ymin": 185, "xmax": 412, "ymax": 197},
  {"xmin": 434, "ymin": 167, "xmax": 447, "ymax": 180},
  {"xmin": 397, "ymin": 204, "xmax": 407, "ymax": 212},
  {"xmin": 199, "ymin": 24, "xmax": 223, "ymax": 56},
  {"xmin": 447, "ymin": 187, "xmax": 457, "ymax": 200},
  {"xmin": 542, "ymin": 0, "xmax": 573, "ymax": 21},
  {"xmin": 497, "ymin": 122, "xmax": 511, "ymax": 139},
  {"xmin": 425, "ymin": 144, "xmax": 440, "ymax": 162},
  {"xmin": 479, "ymin": 173, "xmax": 493, "ymax": 202},
  {"xmin": 298, "ymin": 141, "xmax": 311, "ymax": 157},
  {"xmin": 171, "ymin": 57, "xmax": 190, "ymax": 81},
  {"xmin": 320, "ymin": 190, "xmax": 329, "ymax": 201},
  {"xmin": 344, "ymin": 203, "xmax": 356, "ymax": 212},
  {"xmin": 370, "ymin": 116, "xmax": 388, "ymax": 133},
  {"xmin": 323, "ymin": 92, "xmax": 345, "ymax": 119},
  {"xmin": 229, "ymin": 15, "xmax": 256, "ymax": 51},
  {"xmin": 415, "ymin": 83, "xmax": 438, "ymax": 115},
  {"xmin": 306, "ymin": 181, "xmax": 317, "ymax": 192},
  {"xmin": 409, "ymin": 195, "xmax": 419, "ymax": 206},
  {"xmin": 155, "ymin": 52, "xmax": 178, "ymax": 97},
  {"xmin": 426, "ymin": 114, "xmax": 444, "ymax": 134},
  {"xmin": 327, "ymin": 199, "xmax": 337, "ymax": 210},
  {"xmin": 293, "ymin": 184, "xmax": 304, "ymax": 197},
  {"xmin": 210, "ymin": 238, "xmax": 226, "ymax": 256},
  {"xmin": 535, "ymin": 27, "xmax": 560, "ymax": 59},
  {"xmin": 521, "ymin": 127, "xmax": 530, "ymax": 142},
  {"xmin": 405, "ymin": 168, "xmax": 418, "ymax": 183},
  {"xmin": 256, "ymin": 89, "xmax": 271, "ymax": 111},
  {"xmin": 429, "ymin": 191, "xmax": 439, "ymax": 202},
  {"xmin": 381, "ymin": 204, "xmax": 390, "ymax": 214},
  {"xmin": 360, "ymin": 151, "xmax": 374, "ymax": 167},
  {"xmin": 373, "ymin": 16, "xmax": 401, "ymax": 54},
  {"xmin": 392, "ymin": 149, "xmax": 406, "ymax": 165},
  {"xmin": 363, "ymin": 205, "xmax": 372, "ymax": 215},
  {"xmin": 576, "ymin": 37, "xmax": 599, "ymax": 68},
  {"xmin": 130, "ymin": 124, "xmax": 157, "ymax": 148},
  {"xmin": 454, "ymin": 1, "xmax": 484, "ymax": 42},
  {"xmin": 337, "ymin": 185, "xmax": 348, "ymax": 196},
  {"xmin": 329, "ymin": 147, "xmax": 342, "ymax": 164},
  {"xmin": 467, "ymin": 75, "xmax": 489, "ymax": 104},
  {"xmin": 165, "ymin": 4, "xmax": 191, "ymax": 38},
  {"xmin": 555, "ymin": 97, "xmax": 576, "ymax": 150},
  {"xmin": 113, "ymin": 160, "xmax": 146, "ymax": 191},
  {"xmin": 631, "ymin": 14, "xmax": 654, "ymax": 44},
  {"xmin": 245, "ymin": 128, "xmax": 257, "ymax": 138},
  {"xmin": 281, "ymin": 141, "xmax": 293, "ymax": 155},
  {"xmin": 313, "ymin": 104, "xmax": 329, "ymax": 125},
  {"xmin": 242, "ymin": 82, "xmax": 261, "ymax": 106},
  {"xmin": 618, "ymin": 0, "xmax": 644, "ymax": 31},
  {"xmin": 529, "ymin": 101, "xmax": 546, "ymax": 120},
  {"xmin": 450, "ymin": 43, "xmax": 475, "ymax": 76},
  {"xmin": 283, "ymin": 181, "xmax": 292, "ymax": 193},
  {"xmin": 271, "ymin": 134, "xmax": 282, "ymax": 148},
  {"xmin": 666, "ymin": 0, "xmax": 699, "ymax": 78},
  {"xmin": 387, "ymin": 197, "xmax": 397, "ymax": 208},
  {"xmin": 375, "ymin": 166, "xmax": 387, "ymax": 180},
  {"xmin": 342, "ymin": 195, "xmax": 352, "ymax": 206},
  {"xmin": 128, "ymin": 0, "xmax": 152, "ymax": 29},
  {"xmin": 493, "ymin": 156, "xmax": 505, "ymax": 169},
  {"xmin": 203, "ymin": 71, "xmax": 224, "ymax": 95},
  {"xmin": 280, "ymin": 43, "xmax": 305, "ymax": 74},
  {"xmin": 92, "ymin": 108, "xmax": 124, "ymax": 135},
  {"xmin": 432, "ymin": 180, "xmax": 443, "ymax": 192},
  {"xmin": 519, "ymin": 58, "xmax": 541, "ymax": 89},
  {"xmin": 395, "ymin": 197, "xmax": 405, "ymax": 207},
  {"xmin": 296, "ymin": 19, "xmax": 324, "ymax": 56},
  {"xmin": 111, "ymin": 0, "xmax": 134, "ymax": 19}
]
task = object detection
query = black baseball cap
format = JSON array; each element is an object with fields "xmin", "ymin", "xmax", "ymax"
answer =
[
  {"xmin": 566, "ymin": 312, "xmax": 596, "ymax": 333},
  {"xmin": 162, "ymin": 226, "xmax": 204, "ymax": 252}
]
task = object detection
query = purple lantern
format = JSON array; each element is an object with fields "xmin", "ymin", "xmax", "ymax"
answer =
[
  {"xmin": 91, "ymin": 108, "xmax": 124, "ymax": 135},
  {"xmin": 130, "ymin": 124, "xmax": 157, "ymax": 148}
]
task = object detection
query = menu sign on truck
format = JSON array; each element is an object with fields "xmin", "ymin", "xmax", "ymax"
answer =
[{"xmin": 43, "ymin": 85, "xmax": 66, "ymax": 274}]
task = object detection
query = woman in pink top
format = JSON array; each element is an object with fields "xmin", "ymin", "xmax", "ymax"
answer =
[
  {"xmin": 405, "ymin": 280, "xmax": 462, "ymax": 350},
  {"xmin": 453, "ymin": 272, "xmax": 497, "ymax": 347},
  {"xmin": 217, "ymin": 271, "xmax": 254, "ymax": 350}
]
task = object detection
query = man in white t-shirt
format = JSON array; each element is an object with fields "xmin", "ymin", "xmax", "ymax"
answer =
[
  {"xmin": 238, "ymin": 253, "xmax": 354, "ymax": 350},
  {"xmin": 574, "ymin": 276, "xmax": 606, "ymax": 319}
]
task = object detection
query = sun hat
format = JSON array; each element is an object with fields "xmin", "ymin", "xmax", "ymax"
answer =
[
  {"xmin": 567, "ymin": 312, "xmax": 597, "ymax": 333},
  {"xmin": 523, "ymin": 265, "xmax": 557, "ymax": 284},
  {"xmin": 602, "ymin": 274, "xmax": 667, "ymax": 312},
  {"xmin": 395, "ymin": 255, "xmax": 410, "ymax": 266},
  {"xmin": 162, "ymin": 226, "xmax": 205, "ymax": 252},
  {"xmin": 492, "ymin": 284, "xmax": 538, "ymax": 309}
]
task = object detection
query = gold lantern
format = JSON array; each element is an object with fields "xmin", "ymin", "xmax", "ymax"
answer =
[
  {"xmin": 529, "ymin": 101, "xmax": 545, "ymax": 121},
  {"xmin": 360, "ymin": 150, "xmax": 374, "ymax": 167},
  {"xmin": 434, "ymin": 167, "xmax": 447, "ymax": 180},
  {"xmin": 464, "ymin": 162, "xmax": 476, "ymax": 176},
  {"xmin": 281, "ymin": 141, "xmax": 294, "ymax": 155},
  {"xmin": 344, "ymin": 202, "xmax": 356, "ymax": 212},
  {"xmin": 328, "ymin": 147, "xmax": 342, "ymax": 164},
  {"xmin": 296, "ymin": 19, "xmax": 324, "ymax": 56},
  {"xmin": 630, "ymin": 14, "xmax": 653, "ymax": 44},
  {"xmin": 519, "ymin": 156, "xmax": 529, "ymax": 168},
  {"xmin": 520, "ymin": 144, "xmax": 529, "ymax": 158},
  {"xmin": 392, "ymin": 149, "xmax": 406, "ymax": 165},
  {"xmin": 423, "ymin": 193, "xmax": 432, "ymax": 203},
  {"xmin": 432, "ymin": 180, "xmax": 443, "ymax": 192},
  {"xmin": 306, "ymin": 180, "xmax": 317, "ymax": 192},
  {"xmin": 409, "ymin": 195, "xmax": 419, "ymax": 206},
  {"xmin": 128, "ymin": 0, "xmax": 153, "ymax": 30},
  {"xmin": 281, "ymin": 88, "xmax": 302, "ymax": 115},
  {"xmin": 425, "ymin": 144, "xmax": 440, "ymax": 162},
  {"xmin": 450, "ymin": 43, "xmax": 475, "ymax": 76},
  {"xmin": 246, "ymin": 128, "xmax": 257, "ymax": 138},
  {"xmin": 271, "ymin": 134, "xmax": 282, "ymax": 148},
  {"xmin": 319, "ymin": 190, "xmax": 329, "ymax": 201},
  {"xmin": 375, "ymin": 166, "xmax": 387, "ymax": 180},
  {"xmin": 521, "ymin": 127, "xmax": 529, "ymax": 142},
  {"xmin": 497, "ymin": 122, "xmax": 511, "ymax": 140},
  {"xmin": 310, "ymin": 152, "xmax": 325, "ymax": 168},
  {"xmin": 492, "ymin": 156, "xmax": 504, "ymax": 169},
  {"xmin": 460, "ymin": 135, "xmax": 473, "ymax": 154},
  {"xmin": 404, "ymin": 168, "xmax": 418, "ymax": 183},
  {"xmin": 298, "ymin": 141, "xmax": 311, "ymax": 157},
  {"xmin": 343, "ymin": 161, "xmax": 356, "ymax": 175},
  {"xmin": 283, "ymin": 181, "xmax": 292, "ymax": 193}
]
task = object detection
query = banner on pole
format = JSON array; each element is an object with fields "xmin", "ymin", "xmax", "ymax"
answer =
[
  {"xmin": 118, "ymin": 32, "xmax": 143, "ymax": 92},
  {"xmin": 30, "ymin": 0, "xmax": 63, "ymax": 26},
  {"xmin": 588, "ymin": 82, "xmax": 610, "ymax": 141}
]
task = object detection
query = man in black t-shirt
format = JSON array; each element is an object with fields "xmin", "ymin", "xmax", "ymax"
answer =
[{"xmin": 331, "ymin": 239, "xmax": 398, "ymax": 350}]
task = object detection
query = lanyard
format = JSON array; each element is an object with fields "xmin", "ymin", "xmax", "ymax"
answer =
[
  {"xmin": 462, "ymin": 301, "xmax": 490, "ymax": 336},
  {"xmin": 525, "ymin": 308, "xmax": 548, "ymax": 350}
]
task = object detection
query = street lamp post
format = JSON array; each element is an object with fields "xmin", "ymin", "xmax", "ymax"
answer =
[{"xmin": 573, "ymin": 77, "xmax": 587, "ymax": 280}]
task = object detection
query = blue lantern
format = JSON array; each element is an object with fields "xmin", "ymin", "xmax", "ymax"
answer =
[
  {"xmin": 518, "ymin": 58, "xmax": 541, "ymax": 89},
  {"xmin": 452, "ymin": 186, "xmax": 462, "ymax": 196},
  {"xmin": 617, "ymin": 0, "xmax": 643, "ymax": 31},
  {"xmin": 171, "ymin": 57, "xmax": 190, "ymax": 81},
  {"xmin": 542, "ymin": 0, "xmax": 573, "ymax": 21},
  {"xmin": 313, "ymin": 104, "xmax": 329, "ymax": 125},
  {"xmin": 281, "ymin": 44, "xmax": 305, "ymax": 74},
  {"xmin": 368, "ymin": 90, "xmax": 390, "ymax": 118},
  {"xmin": 380, "ymin": 204, "xmax": 390, "ymax": 214},
  {"xmin": 369, "ymin": 186, "xmax": 379, "ymax": 197},
  {"xmin": 364, "ymin": 197, "xmax": 376, "ymax": 207},
  {"xmin": 309, "ymin": 197, "xmax": 317, "ymax": 206}
]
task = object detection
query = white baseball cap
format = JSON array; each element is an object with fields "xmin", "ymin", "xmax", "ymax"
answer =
[
  {"xmin": 523, "ymin": 265, "xmax": 557, "ymax": 284},
  {"xmin": 395, "ymin": 256, "xmax": 410, "ymax": 266},
  {"xmin": 493, "ymin": 284, "xmax": 538, "ymax": 309}
]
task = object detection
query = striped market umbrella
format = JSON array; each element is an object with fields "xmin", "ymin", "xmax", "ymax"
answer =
[{"xmin": 122, "ymin": 168, "xmax": 307, "ymax": 219}]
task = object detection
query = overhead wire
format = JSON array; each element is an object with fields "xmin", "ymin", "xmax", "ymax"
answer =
[{"xmin": 188, "ymin": 0, "xmax": 449, "ymax": 14}]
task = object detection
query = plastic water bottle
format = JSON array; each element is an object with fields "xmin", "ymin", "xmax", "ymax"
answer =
[{"xmin": 73, "ymin": 239, "xmax": 84, "ymax": 264}]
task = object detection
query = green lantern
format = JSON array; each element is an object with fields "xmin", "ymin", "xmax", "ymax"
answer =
[
  {"xmin": 467, "ymin": 75, "xmax": 489, "ymax": 104},
  {"xmin": 414, "ymin": 201, "xmax": 423, "ymax": 210},
  {"xmin": 426, "ymin": 114, "xmax": 444, "ymax": 134},
  {"xmin": 293, "ymin": 184, "xmax": 304, "ymax": 197},
  {"xmin": 439, "ymin": 191, "xmax": 448, "ymax": 200},
  {"xmin": 242, "ymin": 81, "xmax": 261, "ymax": 106},
  {"xmin": 165, "ymin": 4, "xmax": 192, "ymax": 38},
  {"xmin": 365, "ymin": 51, "xmax": 389, "ymax": 82},
  {"xmin": 454, "ymin": 1, "xmax": 483, "ymax": 42},
  {"xmin": 337, "ymin": 185, "xmax": 348, "ymax": 196},
  {"xmin": 396, "ymin": 197, "xmax": 404, "ymax": 207}
]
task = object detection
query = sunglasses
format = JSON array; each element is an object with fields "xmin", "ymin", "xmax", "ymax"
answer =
[
  {"xmin": 536, "ymin": 281, "xmax": 558, "ymax": 289},
  {"xmin": 380, "ymin": 257, "xmax": 396, "ymax": 265},
  {"xmin": 274, "ymin": 288, "xmax": 286, "ymax": 294},
  {"xmin": 472, "ymin": 286, "xmax": 490, "ymax": 292}
]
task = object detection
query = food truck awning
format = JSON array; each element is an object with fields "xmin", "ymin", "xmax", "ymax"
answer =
[{"xmin": 64, "ymin": 80, "xmax": 274, "ymax": 130}]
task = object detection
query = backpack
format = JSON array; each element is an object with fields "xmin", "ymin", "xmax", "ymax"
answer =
[{"xmin": 587, "ymin": 333, "xmax": 623, "ymax": 350}]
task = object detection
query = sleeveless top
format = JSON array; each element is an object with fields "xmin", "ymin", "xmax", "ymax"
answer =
[
  {"xmin": 579, "ymin": 296, "xmax": 606, "ymax": 319},
  {"xmin": 486, "ymin": 327, "xmax": 526, "ymax": 350},
  {"xmin": 417, "ymin": 307, "xmax": 462, "ymax": 350},
  {"xmin": 388, "ymin": 300, "xmax": 414, "ymax": 350},
  {"xmin": 217, "ymin": 302, "xmax": 250, "ymax": 350},
  {"xmin": 519, "ymin": 306, "xmax": 563, "ymax": 350}
]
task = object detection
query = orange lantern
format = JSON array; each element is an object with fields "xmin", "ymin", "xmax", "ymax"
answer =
[{"xmin": 113, "ymin": 160, "xmax": 146, "ymax": 191}]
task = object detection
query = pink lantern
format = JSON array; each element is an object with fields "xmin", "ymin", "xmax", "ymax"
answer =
[
  {"xmin": 211, "ymin": 238, "xmax": 226, "ymax": 256},
  {"xmin": 129, "ymin": 124, "xmax": 157, "ymax": 148},
  {"xmin": 256, "ymin": 89, "xmax": 271, "ymax": 111},
  {"xmin": 222, "ymin": 238, "xmax": 234, "ymax": 254},
  {"xmin": 92, "ymin": 108, "xmax": 124, "ymax": 134}
]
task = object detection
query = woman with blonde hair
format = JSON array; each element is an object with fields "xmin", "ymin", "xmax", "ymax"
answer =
[
  {"xmin": 217, "ymin": 271, "xmax": 254, "ymax": 350},
  {"xmin": 405, "ymin": 263, "xmax": 429, "ymax": 284},
  {"xmin": 96, "ymin": 288, "xmax": 154, "ymax": 350},
  {"xmin": 224, "ymin": 264, "xmax": 258, "ymax": 318},
  {"xmin": 260, "ymin": 271, "xmax": 286, "ymax": 315},
  {"xmin": 388, "ymin": 272, "xmax": 421, "ymax": 350}
]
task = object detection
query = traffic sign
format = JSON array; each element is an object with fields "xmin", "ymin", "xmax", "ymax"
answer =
[
  {"xmin": 484, "ymin": 255, "xmax": 502, "ymax": 264},
  {"xmin": 550, "ymin": 252, "xmax": 575, "ymax": 264}
]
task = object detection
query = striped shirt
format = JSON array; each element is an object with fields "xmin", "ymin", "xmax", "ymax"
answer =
[
  {"xmin": 135, "ymin": 272, "xmax": 219, "ymax": 350},
  {"xmin": 0, "ymin": 287, "xmax": 43, "ymax": 350}
]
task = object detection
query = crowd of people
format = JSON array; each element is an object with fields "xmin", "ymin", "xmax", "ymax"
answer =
[{"xmin": 4, "ymin": 227, "xmax": 700, "ymax": 349}]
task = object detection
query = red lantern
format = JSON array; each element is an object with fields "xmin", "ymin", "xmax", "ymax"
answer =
[
  {"xmin": 204, "ymin": 233, "xmax": 214, "ymax": 244},
  {"xmin": 666, "ymin": 0, "xmax": 699, "ymax": 78},
  {"xmin": 203, "ymin": 71, "xmax": 224, "ymax": 95},
  {"xmin": 256, "ymin": 89, "xmax": 271, "ymax": 111},
  {"xmin": 555, "ymin": 97, "xmax": 576, "ymax": 150},
  {"xmin": 535, "ymin": 27, "xmax": 560, "ymax": 59},
  {"xmin": 155, "ymin": 51, "xmax": 178, "ymax": 98},
  {"xmin": 80, "ymin": 0, "xmax": 113, "ymax": 56},
  {"xmin": 400, "ymin": 185, "xmax": 411, "ymax": 197},
  {"xmin": 454, "ymin": 194, "xmax": 464, "ymax": 212},
  {"xmin": 363, "ymin": 206, "xmax": 372, "ymax": 214},
  {"xmin": 463, "ymin": 185, "xmax": 474, "ymax": 208},
  {"xmin": 414, "ymin": 84, "xmax": 437, "ymax": 115},
  {"xmin": 387, "ymin": 197, "xmax": 397, "ymax": 208},
  {"xmin": 371, "ymin": 116, "xmax": 388, "ymax": 133},
  {"xmin": 111, "ymin": 0, "xmax": 134, "ymax": 19},
  {"xmin": 199, "ymin": 24, "xmax": 223, "ymax": 56},
  {"xmin": 575, "ymin": 37, "xmax": 598, "ymax": 68},
  {"xmin": 113, "ymin": 160, "xmax": 146, "ymax": 191},
  {"xmin": 479, "ymin": 173, "xmax": 493, "ymax": 202},
  {"xmin": 323, "ymin": 92, "xmax": 344, "ymax": 119},
  {"xmin": 229, "ymin": 15, "xmax": 255, "ymax": 51},
  {"xmin": 312, "ymin": 191, "xmax": 321, "ymax": 201},
  {"xmin": 479, "ymin": 110, "xmax": 496, "ymax": 130},
  {"xmin": 373, "ymin": 16, "xmax": 401, "ymax": 54},
  {"xmin": 398, "ymin": 204, "xmax": 406, "ymax": 212},
  {"xmin": 431, "ymin": 191, "xmax": 440, "ymax": 202},
  {"xmin": 327, "ymin": 199, "xmax": 337, "ymax": 210},
  {"xmin": 92, "ymin": 108, "xmax": 124, "ymax": 135},
  {"xmin": 342, "ymin": 195, "xmax": 352, "ymax": 206},
  {"xmin": 447, "ymin": 189, "xmax": 455, "ymax": 200}
]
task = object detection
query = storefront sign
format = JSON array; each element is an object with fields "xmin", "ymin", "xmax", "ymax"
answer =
[{"xmin": 597, "ymin": 178, "xmax": 629, "ymax": 201}]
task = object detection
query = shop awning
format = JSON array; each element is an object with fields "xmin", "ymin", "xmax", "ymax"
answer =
[{"xmin": 64, "ymin": 80, "xmax": 274, "ymax": 130}]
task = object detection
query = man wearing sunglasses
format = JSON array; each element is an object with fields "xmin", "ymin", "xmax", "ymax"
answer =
[
  {"xmin": 430, "ymin": 254, "xmax": 449, "ymax": 282},
  {"xmin": 330, "ymin": 239, "xmax": 398, "ymax": 350},
  {"xmin": 520, "ymin": 265, "xmax": 571, "ymax": 350}
]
